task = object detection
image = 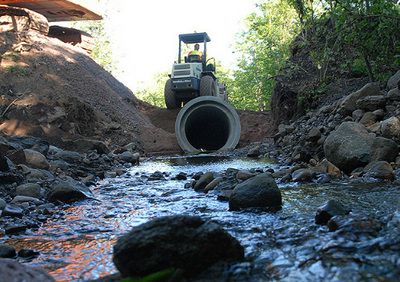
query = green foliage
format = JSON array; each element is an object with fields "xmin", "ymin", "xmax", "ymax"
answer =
[
  {"xmin": 286, "ymin": 0, "xmax": 400, "ymax": 82},
  {"xmin": 135, "ymin": 72, "xmax": 169, "ymax": 108},
  {"xmin": 120, "ymin": 268, "xmax": 176, "ymax": 282},
  {"xmin": 231, "ymin": 0, "xmax": 300, "ymax": 111},
  {"xmin": 6, "ymin": 65, "xmax": 30, "ymax": 76}
]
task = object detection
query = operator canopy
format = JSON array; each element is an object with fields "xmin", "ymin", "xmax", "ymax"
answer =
[{"xmin": 179, "ymin": 32, "xmax": 211, "ymax": 44}]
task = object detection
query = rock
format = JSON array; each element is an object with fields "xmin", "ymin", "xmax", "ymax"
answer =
[
  {"xmin": 229, "ymin": 173, "xmax": 282, "ymax": 211},
  {"xmin": 7, "ymin": 149, "xmax": 26, "ymax": 165},
  {"xmin": 338, "ymin": 83, "xmax": 381, "ymax": 115},
  {"xmin": 117, "ymin": 151, "xmax": 139, "ymax": 164},
  {"xmin": 387, "ymin": 70, "xmax": 400, "ymax": 90},
  {"xmin": 247, "ymin": 145, "xmax": 261, "ymax": 158},
  {"xmin": 0, "ymin": 155, "xmax": 10, "ymax": 172},
  {"xmin": 380, "ymin": 117, "xmax": 400, "ymax": 139},
  {"xmin": 387, "ymin": 87, "xmax": 400, "ymax": 101},
  {"xmin": 18, "ymin": 249, "xmax": 40, "ymax": 258},
  {"xmin": 175, "ymin": 172, "xmax": 187, "ymax": 180},
  {"xmin": 359, "ymin": 112, "xmax": 376, "ymax": 126},
  {"xmin": 236, "ymin": 170, "xmax": 256, "ymax": 181},
  {"xmin": 48, "ymin": 180, "xmax": 93, "ymax": 203},
  {"xmin": 217, "ymin": 190, "xmax": 233, "ymax": 202},
  {"xmin": 3, "ymin": 205, "xmax": 24, "ymax": 217},
  {"xmin": 372, "ymin": 109, "xmax": 385, "ymax": 120},
  {"xmin": 18, "ymin": 164, "xmax": 54, "ymax": 182},
  {"xmin": 291, "ymin": 168, "xmax": 315, "ymax": 182},
  {"xmin": 204, "ymin": 177, "xmax": 223, "ymax": 193},
  {"xmin": 0, "ymin": 198, "xmax": 6, "ymax": 211},
  {"xmin": 8, "ymin": 136, "xmax": 49, "ymax": 155},
  {"xmin": 352, "ymin": 109, "xmax": 364, "ymax": 122},
  {"xmin": 307, "ymin": 127, "xmax": 321, "ymax": 142},
  {"xmin": 315, "ymin": 200, "xmax": 349, "ymax": 225},
  {"xmin": 16, "ymin": 183, "xmax": 41, "ymax": 198},
  {"xmin": 112, "ymin": 215, "xmax": 244, "ymax": 278},
  {"xmin": 54, "ymin": 150, "xmax": 82, "ymax": 163},
  {"xmin": 363, "ymin": 161, "xmax": 394, "ymax": 180},
  {"xmin": 23, "ymin": 149, "xmax": 49, "ymax": 170},
  {"xmin": 194, "ymin": 172, "xmax": 214, "ymax": 192},
  {"xmin": 0, "ymin": 258, "xmax": 54, "ymax": 282},
  {"xmin": 314, "ymin": 159, "xmax": 341, "ymax": 178},
  {"xmin": 71, "ymin": 139, "xmax": 110, "ymax": 154},
  {"xmin": 11, "ymin": 196, "xmax": 42, "ymax": 205},
  {"xmin": 356, "ymin": 95, "xmax": 386, "ymax": 112},
  {"xmin": 327, "ymin": 215, "xmax": 382, "ymax": 234},
  {"xmin": 324, "ymin": 122, "xmax": 398, "ymax": 173},
  {"xmin": 147, "ymin": 171, "xmax": 165, "ymax": 181},
  {"xmin": 0, "ymin": 244, "xmax": 16, "ymax": 258}
]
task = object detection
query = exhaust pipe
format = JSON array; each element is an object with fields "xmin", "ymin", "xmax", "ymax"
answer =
[{"xmin": 175, "ymin": 96, "xmax": 241, "ymax": 153}]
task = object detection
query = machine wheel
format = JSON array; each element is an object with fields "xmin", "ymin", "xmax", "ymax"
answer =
[
  {"xmin": 200, "ymin": 76, "xmax": 216, "ymax": 97},
  {"xmin": 164, "ymin": 79, "xmax": 181, "ymax": 109}
]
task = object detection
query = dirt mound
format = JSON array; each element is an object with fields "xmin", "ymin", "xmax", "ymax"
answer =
[{"xmin": 0, "ymin": 29, "xmax": 180, "ymax": 153}]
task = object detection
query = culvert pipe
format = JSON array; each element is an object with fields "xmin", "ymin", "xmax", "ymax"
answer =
[{"xmin": 175, "ymin": 96, "xmax": 241, "ymax": 153}]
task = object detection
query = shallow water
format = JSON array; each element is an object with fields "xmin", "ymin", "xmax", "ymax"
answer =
[{"xmin": 5, "ymin": 156, "xmax": 400, "ymax": 281}]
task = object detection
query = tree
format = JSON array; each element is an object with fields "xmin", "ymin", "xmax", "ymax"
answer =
[{"xmin": 231, "ymin": 0, "xmax": 300, "ymax": 111}]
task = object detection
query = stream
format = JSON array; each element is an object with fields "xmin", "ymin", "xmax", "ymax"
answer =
[{"xmin": 4, "ymin": 156, "xmax": 400, "ymax": 281}]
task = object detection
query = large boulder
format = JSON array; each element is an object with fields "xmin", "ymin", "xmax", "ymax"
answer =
[
  {"xmin": 338, "ymin": 83, "xmax": 381, "ymax": 115},
  {"xmin": 387, "ymin": 70, "xmax": 400, "ymax": 90},
  {"xmin": 229, "ymin": 173, "xmax": 282, "ymax": 211},
  {"xmin": 363, "ymin": 161, "xmax": 394, "ymax": 180},
  {"xmin": 0, "ymin": 259, "xmax": 54, "ymax": 282},
  {"xmin": 324, "ymin": 122, "xmax": 398, "ymax": 173},
  {"xmin": 356, "ymin": 95, "xmax": 386, "ymax": 112},
  {"xmin": 113, "ymin": 215, "xmax": 244, "ymax": 278}
]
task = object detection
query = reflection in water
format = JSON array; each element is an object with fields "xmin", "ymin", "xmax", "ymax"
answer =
[{"xmin": 3, "ymin": 156, "xmax": 400, "ymax": 281}]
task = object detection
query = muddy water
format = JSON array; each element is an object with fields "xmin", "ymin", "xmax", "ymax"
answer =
[{"xmin": 5, "ymin": 156, "xmax": 400, "ymax": 281}]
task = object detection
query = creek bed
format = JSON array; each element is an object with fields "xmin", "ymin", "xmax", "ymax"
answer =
[{"xmin": 5, "ymin": 156, "xmax": 400, "ymax": 281}]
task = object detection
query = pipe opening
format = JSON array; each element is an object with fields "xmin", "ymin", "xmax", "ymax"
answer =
[{"xmin": 185, "ymin": 106, "xmax": 230, "ymax": 151}]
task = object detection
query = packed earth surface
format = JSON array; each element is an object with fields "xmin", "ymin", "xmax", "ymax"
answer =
[{"xmin": 1, "ymin": 4, "xmax": 400, "ymax": 282}]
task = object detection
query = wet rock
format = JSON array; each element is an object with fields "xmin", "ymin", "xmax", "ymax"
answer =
[
  {"xmin": 380, "ymin": 117, "xmax": 400, "ymax": 139},
  {"xmin": 328, "ymin": 215, "xmax": 382, "ymax": 235},
  {"xmin": 247, "ymin": 145, "xmax": 261, "ymax": 158},
  {"xmin": 0, "ymin": 258, "xmax": 55, "ymax": 282},
  {"xmin": 18, "ymin": 249, "xmax": 40, "ymax": 259},
  {"xmin": 18, "ymin": 165, "xmax": 55, "ymax": 182},
  {"xmin": 16, "ymin": 183, "xmax": 41, "ymax": 198},
  {"xmin": 356, "ymin": 95, "xmax": 386, "ymax": 112},
  {"xmin": 338, "ymin": 83, "xmax": 381, "ymax": 115},
  {"xmin": 359, "ymin": 112, "xmax": 376, "ymax": 126},
  {"xmin": 3, "ymin": 204, "xmax": 24, "ymax": 217},
  {"xmin": 324, "ymin": 122, "xmax": 398, "ymax": 173},
  {"xmin": 194, "ymin": 172, "xmax": 214, "ymax": 192},
  {"xmin": 5, "ymin": 225, "xmax": 29, "ymax": 235},
  {"xmin": 117, "ymin": 151, "xmax": 139, "ymax": 164},
  {"xmin": 175, "ymin": 172, "xmax": 187, "ymax": 180},
  {"xmin": 0, "ymin": 244, "xmax": 16, "ymax": 258},
  {"xmin": 387, "ymin": 70, "xmax": 400, "ymax": 90},
  {"xmin": 192, "ymin": 172, "xmax": 204, "ymax": 180},
  {"xmin": 236, "ymin": 170, "xmax": 256, "ymax": 181},
  {"xmin": 363, "ymin": 161, "xmax": 394, "ymax": 180},
  {"xmin": 48, "ymin": 180, "xmax": 93, "ymax": 203},
  {"xmin": 23, "ymin": 149, "xmax": 49, "ymax": 170},
  {"xmin": 147, "ymin": 171, "xmax": 165, "ymax": 181},
  {"xmin": 11, "ymin": 196, "xmax": 42, "ymax": 205},
  {"xmin": 217, "ymin": 190, "xmax": 233, "ymax": 202},
  {"xmin": 229, "ymin": 173, "xmax": 282, "ymax": 211},
  {"xmin": 204, "ymin": 177, "xmax": 223, "ymax": 193},
  {"xmin": 104, "ymin": 171, "xmax": 117, "ymax": 178},
  {"xmin": 291, "ymin": 168, "xmax": 315, "ymax": 182},
  {"xmin": 112, "ymin": 215, "xmax": 244, "ymax": 278},
  {"xmin": 315, "ymin": 200, "xmax": 349, "ymax": 225}
]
